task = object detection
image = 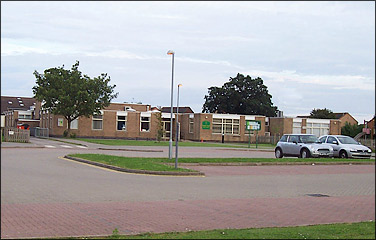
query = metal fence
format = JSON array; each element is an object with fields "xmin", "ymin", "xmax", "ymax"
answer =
[
  {"xmin": 256, "ymin": 134, "xmax": 281, "ymax": 145},
  {"xmin": 34, "ymin": 127, "xmax": 49, "ymax": 138},
  {"xmin": 358, "ymin": 138, "xmax": 375, "ymax": 151},
  {"xmin": 3, "ymin": 127, "xmax": 30, "ymax": 143}
]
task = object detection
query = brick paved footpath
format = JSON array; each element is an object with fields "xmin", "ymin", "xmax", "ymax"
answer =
[
  {"xmin": 1, "ymin": 164, "xmax": 375, "ymax": 239},
  {"xmin": 1, "ymin": 195, "xmax": 374, "ymax": 239}
]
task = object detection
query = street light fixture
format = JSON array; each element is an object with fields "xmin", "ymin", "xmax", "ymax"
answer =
[
  {"xmin": 167, "ymin": 50, "xmax": 175, "ymax": 159},
  {"xmin": 175, "ymin": 84, "xmax": 182, "ymax": 169}
]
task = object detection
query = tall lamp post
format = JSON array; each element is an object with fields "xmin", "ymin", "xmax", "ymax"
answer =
[
  {"xmin": 175, "ymin": 84, "xmax": 182, "ymax": 169},
  {"xmin": 167, "ymin": 50, "xmax": 175, "ymax": 159}
]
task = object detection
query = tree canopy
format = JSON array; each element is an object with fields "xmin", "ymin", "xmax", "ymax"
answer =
[
  {"xmin": 32, "ymin": 61, "xmax": 118, "ymax": 132},
  {"xmin": 341, "ymin": 122, "xmax": 363, "ymax": 138},
  {"xmin": 202, "ymin": 73, "xmax": 278, "ymax": 116},
  {"xmin": 309, "ymin": 108, "xmax": 336, "ymax": 119}
]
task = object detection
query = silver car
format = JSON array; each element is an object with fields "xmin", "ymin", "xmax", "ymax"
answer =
[
  {"xmin": 319, "ymin": 135, "xmax": 372, "ymax": 159},
  {"xmin": 275, "ymin": 134, "xmax": 334, "ymax": 158}
]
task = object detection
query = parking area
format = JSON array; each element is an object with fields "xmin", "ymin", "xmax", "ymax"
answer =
[{"xmin": 1, "ymin": 138, "xmax": 375, "ymax": 239}]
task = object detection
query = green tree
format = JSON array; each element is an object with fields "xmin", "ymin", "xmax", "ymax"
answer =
[
  {"xmin": 341, "ymin": 122, "xmax": 364, "ymax": 138},
  {"xmin": 202, "ymin": 73, "xmax": 278, "ymax": 116},
  {"xmin": 32, "ymin": 61, "xmax": 118, "ymax": 135},
  {"xmin": 155, "ymin": 111, "xmax": 165, "ymax": 142},
  {"xmin": 309, "ymin": 108, "xmax": 336, "ymax": 119}
]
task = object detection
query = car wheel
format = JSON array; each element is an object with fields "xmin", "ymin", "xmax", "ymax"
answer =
[
  {"xmin": 301, "ymin": 149, "xmax": 311, "ymax": 158},
  {"xmin": 339, "ymin": 150, "xmax": 348, "ymax": 159},
  {"xmin": 275, "ymin": 148, "xmax": 283, "ymax": 158}
]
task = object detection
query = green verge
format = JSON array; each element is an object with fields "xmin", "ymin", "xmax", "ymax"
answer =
[
  {"xmin": 68, "ymin": 154, "xmax": 195, "ymax": 172},
  {"xmin": 65, "ymin": 221, "xmax": 375, "ymax": 239},
  {"xmin": 165, "ymin": 157, "xmax": 375, "ymax": 164},
  {"xmin": 68, "ymin": 154, "xmax": 374, "ymax": 173},
  {"xmin": 75, "ymin": 138, "xmax": 275, "ymax": 149}
]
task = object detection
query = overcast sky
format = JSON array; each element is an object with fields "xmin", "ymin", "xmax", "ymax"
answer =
[{"xmin": 1, "ymin": 1, "xmax": 375, "ymax": 123}]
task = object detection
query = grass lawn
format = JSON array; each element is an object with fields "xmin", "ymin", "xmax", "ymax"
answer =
[
  {"xmin": 75, "ymin": 138, "xmax": 275, "ymax": 149},
  {"xmin": 66, "ymin": 221, "xmax": 374, "ymax": 239},
  {"xmin": 68, "ymin": 154, "xmax": 375, "ymax": 173},
  {"xmin": 68, "ymin": 154, "xmax": 195, "ymax": 172}
]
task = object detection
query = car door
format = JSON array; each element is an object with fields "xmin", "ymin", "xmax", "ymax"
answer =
[
  {"xmin": 326, "ymin": 136, "xmax": 340, "ymax": 157},
  {"xmin": 286, "ymin": 135, "xmax": 300, "ymax": 156}
]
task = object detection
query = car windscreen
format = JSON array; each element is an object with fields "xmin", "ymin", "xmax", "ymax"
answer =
[
  {"xmin": 299, "ymin": 135, "xmax": 320, "ymax": 143},
  {"xmin": 337, "ymin": 136, "xmax": 358, "ymax": 144}
]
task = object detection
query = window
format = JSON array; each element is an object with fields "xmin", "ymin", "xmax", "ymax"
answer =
[
  {"xmin": 279, "ymin": 135, "xmax": 288, "ymax": 142},
  {"xmin": 117, "ymin": 115, "xmax": 127, "ymax": 131},
  {"xmin": 212, "ymin": 119, "xmax": 222, "ymax": 134},
  {"xmin": 327, "ymin": 136, "xmax": 337, "ymax": 144},
  {"xmin": 189, "ymin": 118, "xmax": 194, "ymax": 133},
  {"xmin": 288, "ymin": 135, "xmax": 299, "ymax": 143},
  {"xmin": 70, "ymin": 119, "xmax": 78, "ymax": 129},
  {"xmin": 319, "ymin": 136, "xmax": 327, "ymax": 143},
  {"xmin": 92, "ymin": 114, "xmax": 103, "ymax": 130},
  {"xmin": 306, "ymin": 122, "xmax": 329, "ymax": 137},
  {"xmin": 212, "ymin": 118, "xmax": 240, "ymax": 135},
  {"xmin": 141, "ymin": 117, "xmax": 150, "ymax": 132},
  {"xmin": 293, "ymin": 122, "xmax": 301, "ymax": 134},
  {"xmin": 18, "ymin": 114, "xmax": 32, "ymax": 119}
]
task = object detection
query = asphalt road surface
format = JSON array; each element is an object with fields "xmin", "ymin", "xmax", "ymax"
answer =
[{"xmin": 1, "ymin": 138, "xmax": 374, "ymax": 239}]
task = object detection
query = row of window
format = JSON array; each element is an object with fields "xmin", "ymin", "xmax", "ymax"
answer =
[
  {"xmin": 293, "ymin": 122, "xmax": 330, "ymax": 137},
  {"xmin": 212, "ymin": 118, "xmax": 240, "ymax": 135},
  {"xmin": 93, "ymin": 116, "xmax": 249, "ymax": 135},
  {"xmin": 92, "ymin": 115, "xmax": 152, "ymax": 132}
]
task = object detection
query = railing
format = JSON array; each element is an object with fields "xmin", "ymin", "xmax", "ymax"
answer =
[
  {"xmin": 3, "ymin": 127, "xmax": 30, "ymax": 143},
  {"xmin": 358, "ymin": 138, "xmax": 375, "ymax": 151},
  {"xmin": 34, "ymin": 127, "xmax": 49, "ymax": 138},
  {"xmin": 354, "ymin": 131, "xmax": 366, "ymax": 141},
  {"xmin": 257, "ymin": 134, "xmax": 281, "ymax": 145}
]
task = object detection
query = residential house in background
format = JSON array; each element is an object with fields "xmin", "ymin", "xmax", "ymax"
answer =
[
  {"xmin": 1, "ymin": 96, "xmax": 41, "ymax": 130},
  {"xmin": 334, "ymin": 112, "xmax": 358, "ymax": 128},
  {"xmin": 366, "ymin": 116, "xmax": 375, "ymax": 139}
]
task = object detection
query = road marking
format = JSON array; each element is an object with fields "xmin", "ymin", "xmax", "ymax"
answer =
[
  {"xmin": 60, "ymin": 145, "xmax": 73, "ymax": 148},
  {"xmin": 45, "ymin": 145, "xmax": 56, "ymax": 148},
  {"xmin": 76, "ymin": 146, "xmax": 88, "ymax": 149}
]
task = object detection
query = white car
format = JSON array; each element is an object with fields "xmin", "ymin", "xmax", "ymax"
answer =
[{"xmin": 318, "ymin": 135, "xmax": 372, "ymax": 159}]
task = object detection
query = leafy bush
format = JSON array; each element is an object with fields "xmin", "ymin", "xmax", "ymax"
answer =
[
  {"xmin": 341, "ymin": 122, "xmax": 364, "ymax": 138},
  {"xmin": 63, "ymin": 130, "xmax": 69, "ymax": 137}
]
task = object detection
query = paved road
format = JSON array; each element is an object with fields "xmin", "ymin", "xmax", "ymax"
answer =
[{"xmin": 1, "ymin": 138, "xmax": 375, "ymax": 239}]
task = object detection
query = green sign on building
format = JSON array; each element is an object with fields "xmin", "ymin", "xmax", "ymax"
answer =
[{"xmin": 202, "ymin": 120, "xmax": 211, "ymax": 130}]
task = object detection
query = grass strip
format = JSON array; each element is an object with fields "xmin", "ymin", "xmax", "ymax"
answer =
[
  {"xmin": 162, "ymin": 157, "xmax": 375, "ymax": 164},
  {"xmin": 64, "ymin": 221, "xmax": 374, "ymax": 239},
  {"xmin": 68, "ymin": 154, "xmax": 374, "ymax": 174},
  {"xmin": 68, "ymin": 154, "xmax": 194, "ymax": 172},
  {"xmin": 75, "ymin": 138, "xmax": 275, "ymax": 149}
]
